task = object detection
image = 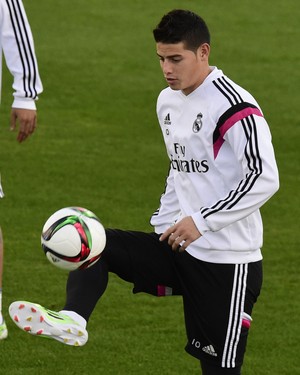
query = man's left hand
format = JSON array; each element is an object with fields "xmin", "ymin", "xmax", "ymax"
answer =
[
  {"xmin": 159, "ymin": 216, "xmax": 202, "ymax": 252},
  {"xmin": 10, "ymin": 108, "xmax": 37, "ymax": 143}
]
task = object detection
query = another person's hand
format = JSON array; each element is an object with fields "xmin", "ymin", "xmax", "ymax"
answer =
[
  {"xmin": 10, "ymin": 108, "xmax": 37, "ymax": 143},
  {"xmin": 160, "ymin": 216, "xmax": 202, "ymax": 252}
]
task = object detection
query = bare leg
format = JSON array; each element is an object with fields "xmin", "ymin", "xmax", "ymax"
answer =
[
  {"xmin": 0, "ymin": 226, "xmax": 4, "ymax": 304},
  {"xmin": 0, "ymin": 226, "xmax": 8, "ymax": 339}
]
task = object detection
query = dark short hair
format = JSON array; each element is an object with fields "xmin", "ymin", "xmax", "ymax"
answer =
[{"xmin": 153, "ymin": 9, "xmax": 210, "ymax": 51}]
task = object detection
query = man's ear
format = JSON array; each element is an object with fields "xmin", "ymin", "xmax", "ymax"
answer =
[{"xmin": 198, "ymin": 43, "xmax": 210, "ymax": 60}]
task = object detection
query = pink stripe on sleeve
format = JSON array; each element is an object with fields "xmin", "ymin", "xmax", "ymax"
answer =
[{"xmin": 213, "ymin": 107, "xmax": 263, "ymax": 159}]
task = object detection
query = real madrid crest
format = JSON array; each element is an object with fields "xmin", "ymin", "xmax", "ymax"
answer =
[{"xmin": 193, "ymin": 113, "xmax": 203, "ymax": 133}]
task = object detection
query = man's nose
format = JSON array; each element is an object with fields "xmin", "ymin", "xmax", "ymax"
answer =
[{"xmin": 162, "ymin": 60, "xmax": 173, "ymax": 75}]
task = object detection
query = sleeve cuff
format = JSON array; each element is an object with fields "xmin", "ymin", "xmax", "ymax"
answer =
[
  {"xmin": 12, "ymin": 98, "xmax": 37, "ymax": 110},
  {"xmin": 153, "ymin": 224, "xmax": 172, "ymax": 235},
  {"xmin": 191, "ymin": 211, "xmax": 211, "ymax": 234}
]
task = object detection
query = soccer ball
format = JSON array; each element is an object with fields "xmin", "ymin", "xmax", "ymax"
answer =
[{"xmin": 41, "ymin": 207, "xmax": 106, "ymax": 271}]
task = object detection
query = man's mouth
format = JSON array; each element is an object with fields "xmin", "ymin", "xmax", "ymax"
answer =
[{"xmin": 165, "ymin": 77, "xmax": 177, "ymax": 84}]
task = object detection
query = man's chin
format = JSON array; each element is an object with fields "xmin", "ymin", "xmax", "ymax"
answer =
[{"xmin": 168, "ymin": 83, "xmax": 181, "ymax": 91}]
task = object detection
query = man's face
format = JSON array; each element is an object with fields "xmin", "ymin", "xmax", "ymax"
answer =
[{"xmin": 156, "ymin": 42, "xmax": 210, "ymax": 95}]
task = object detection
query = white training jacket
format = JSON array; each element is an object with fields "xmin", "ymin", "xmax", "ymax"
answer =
[
  {"xmin": 151, "ymin": 67, "xmax": 279, "ymax": 264},
  {"xmin": 0, "ymin": 0, "xmax": 42, "ymax": 109}
]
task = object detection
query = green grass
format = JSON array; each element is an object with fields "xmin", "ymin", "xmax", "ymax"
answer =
[{"xmin": 0, "ymin": 0, "xmax": 299, "ymax": 374}]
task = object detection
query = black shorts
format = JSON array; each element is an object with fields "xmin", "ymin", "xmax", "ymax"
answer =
[{"xmin": 101, "ymin": 229, "xmax": 263, "ymax": 370}]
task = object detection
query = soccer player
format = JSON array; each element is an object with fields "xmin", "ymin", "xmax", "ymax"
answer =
[
  {"xmin": 9, "ymin": 9, "xmax": 279, "ymax": 374},
  {"xmin": 0, "ymin": 0, "xmax": 43, "ymax": 340}
]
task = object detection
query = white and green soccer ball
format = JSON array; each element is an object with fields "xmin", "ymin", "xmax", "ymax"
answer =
[{"xmin": 41, "ymin": 207, "xmax": 106, "ymax": 271}]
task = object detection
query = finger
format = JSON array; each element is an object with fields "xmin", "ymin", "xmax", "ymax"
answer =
[
  {"xmin": 168, "ymin": 231, "xmax": 181, "ymax": 247},
  {"xmin": 29, "ymin": 117, "xmax": 37, "ymax": 134},
  {"xmin": 10, "ymin": 112, "xmax": 17, "ymax": 131},
  {"xmin": 17, "ymin": 123, "xmax": 30, "ymax": 142},
  {"xmin": 178, "ymin": 239, "xmax": 192, "ymax": 252},
  {"xmin": 17, "ymin": 131, "xmax": 28, "ymax": 143},
  {"xmin": 159, "ymin": 226, "xmax": 175, "ymax": 241},
  {"xmin": 168, "ymin": 233, "xmax": 175, "ymax": 246},
  {"xmin": 17, "ymin": 120, "xmax": 32, "ymax": 142},
  {"xmin": 171, "ymin": 235, "xmax": 185, "ymax": 251}
]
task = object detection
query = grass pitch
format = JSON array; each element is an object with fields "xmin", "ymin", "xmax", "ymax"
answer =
[{"xmin": 0, "ymin": 0, "xmax": 299, "ymax": 374}]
